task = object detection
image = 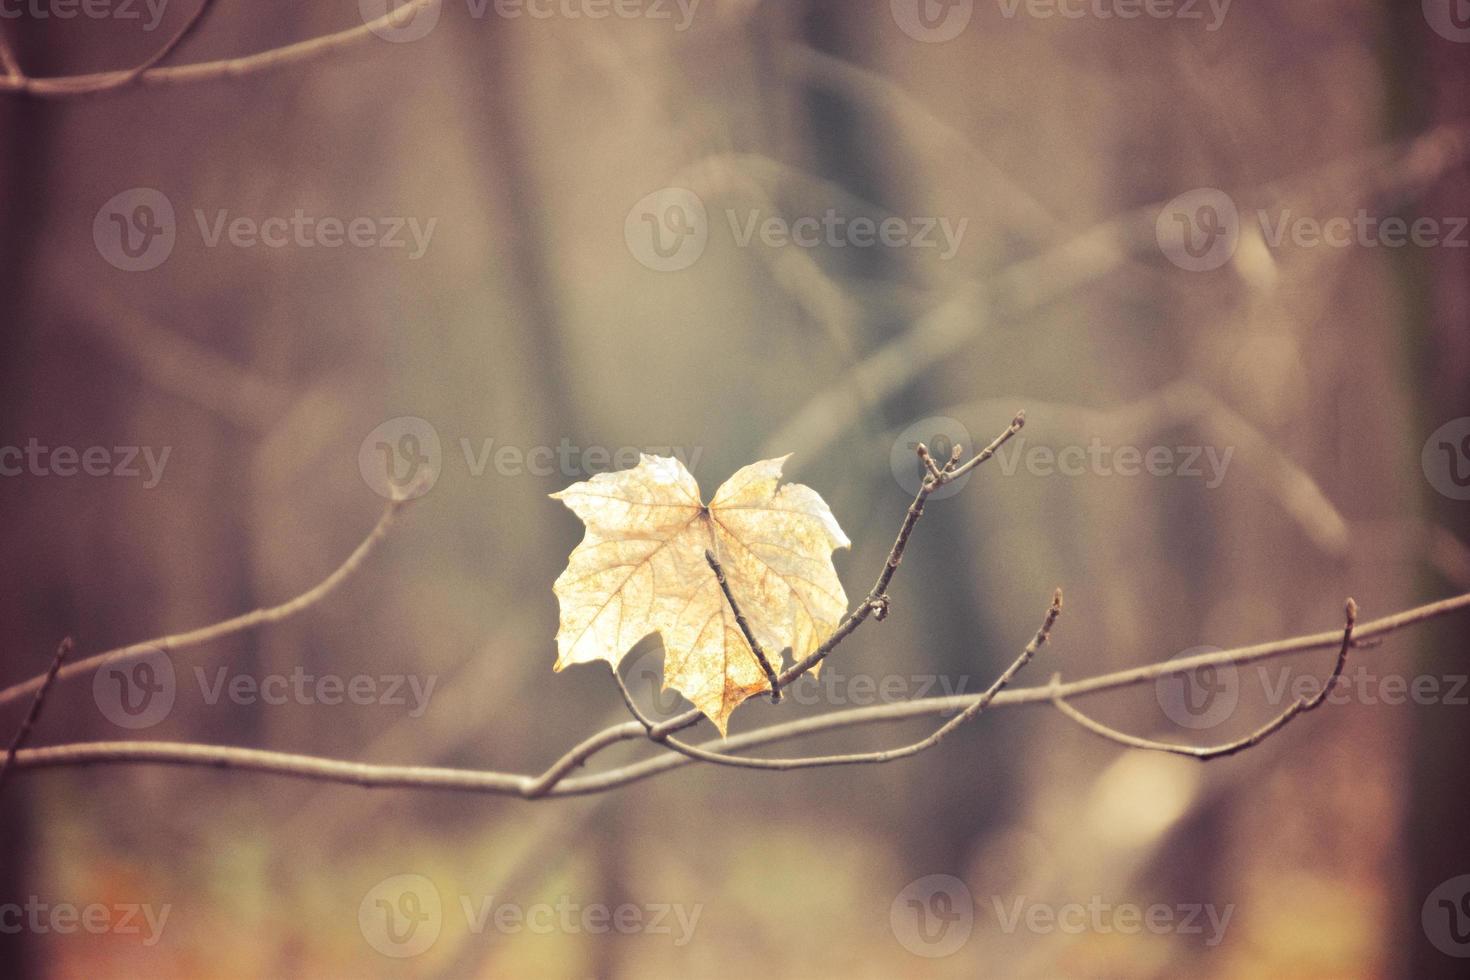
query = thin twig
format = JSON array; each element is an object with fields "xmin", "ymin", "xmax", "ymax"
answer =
[
  {"xmin": 0, "ymin": 493, "xmax": 415, "ymax": 711},
  {"xmin": 0, "ymin": 0, "xmax": 440, "ymax": 98},
  {"xmin": 704, "ymin": 549, "xmax": 781, "ymax": 702},
  {"xmin": 1051, "ymin": 598, "xmax": 1358, "ymax": 760},
  {"xmin": 610, "ymin": 666, "xmax": 661, "ymax": 732},
  {"xmin": 13, "ymin": 591, "xmax": 1460, "ymax": 798},
  {"xmin": 0, "ymin": 638, "xmax": 71, "ymax": 794},
  {"xmin": 916, "ymin": 443, "xmax": 945, "ymax": 482},
  {"xmin": 634, "ymin": 412, "xmax": 1025, "ymax": 751},
  {"xmin": 101, "ymin": 0, "xmax": 222, "ymax": 93},
  {"xmin": 641, "ymin": 588, "xmax": 1060, "ymax": 772}
]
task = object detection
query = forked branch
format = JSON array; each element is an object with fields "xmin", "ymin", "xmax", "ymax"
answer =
[{"xmin": 5, "ymin": 416, "xmax": 1469, "ymax": 804}]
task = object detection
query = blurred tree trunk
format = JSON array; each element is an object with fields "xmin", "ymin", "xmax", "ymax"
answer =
[
  {"xmin": 0, "ymin": 82, "xmax": 51, "ymax": 980},
  {"xmin": 1394, "ymin": 5, "xmax": 1470, "ymax": 976}
]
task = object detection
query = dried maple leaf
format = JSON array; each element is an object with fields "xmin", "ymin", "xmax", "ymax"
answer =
[{"xmin": 551, "ymin": 454, "xmax": 850, "ymax": 733}]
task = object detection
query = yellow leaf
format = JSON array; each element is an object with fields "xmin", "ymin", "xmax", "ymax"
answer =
[{"xmin": 551, "ymin": 454, "xmax": 850, "ymax": 733}]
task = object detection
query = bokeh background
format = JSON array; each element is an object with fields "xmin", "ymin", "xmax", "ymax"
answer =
[{"xmin": 2, "ymin": 1, "xmax": 1469, "ymax": 976}]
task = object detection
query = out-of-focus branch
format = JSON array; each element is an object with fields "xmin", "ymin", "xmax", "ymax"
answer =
[
  {"xmin": 944, "ymin": 379, "xmax": 1352, "ymax": 557},
  {"xmin": 0, "ymin": 26, "xmax": 22, "ymax": 79},
  {"xmin": 0, "ymin": 0, "xmax": 438, "ymax": 98},
  {"xmin": 762, "ymin": 124, "xmax": 1470, "ymax": 463},
  {"xmin": 0, "ymin": 492, "xmax": 415, "ymax": 711}
]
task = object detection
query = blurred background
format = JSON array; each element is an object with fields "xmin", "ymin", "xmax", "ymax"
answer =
[{"xmin": 2, "ymin": 1, "xmax": 1469, "ymax": 976}]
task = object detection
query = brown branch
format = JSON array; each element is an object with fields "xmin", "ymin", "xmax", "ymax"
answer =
[
  {"xmin": 624, "ymin": 412, "xmax": 1024, "ymax": 755},
  {"xmin": 0, "ymin": 638, "xmax": 71, "ymax": 794},
  {"xmin": 73, "ymin": 0, "xmax": 223, "ymax": 95},
  {"xmin": 1051, "ymin": 599, "xmax": 1357, "ymax": 760},
  {"xmin": 633, "ymin": 588, "xmax": 1060, "ymax": 773},
  {"xmin": 13, "ymin": 587, "xmax": 1464, "ymax": 798},
  {"xmin": 0, "ymin": 0, "xmax": 439, "ymax": 98},
  {"xmin": 610, "ymin": 414, "xmax": 1027, "ymax": 775},
  {"xmin": 0, "ymin": 492, "xmax": 415, "ymax": 711},
  {"xmin": 705, "ymin": 549, "xmax": 781, "ymax": 702}
]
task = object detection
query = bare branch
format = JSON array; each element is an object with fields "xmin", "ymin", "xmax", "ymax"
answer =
[
  {"xmin": 0, "ymin": 0, "xmax": 439, "ymax": 99},
  {"xmin": 1051, "ymin": 599, "xmax": 1357, "ymax": 760},
  {"xmin": 0, "ymin": 492, "xmax": 415, "ymax": 711},
  {"xmin": 641, "ymin": 588, "xmax": 1060, "ymax": 773},
  {"xmin": 53, "ymin": 0, "xmax": 225, "ymax": 96},
  {"xmin": 0, "ymin": 638, "xmax": 71, "ymax": 794},
  {"xmin": 760, "ymin": 125, "xmax": 1470, "ymax": 463},
  {"xmin": 705, "ymin": 549, "xmax": 781, "ymax": 702},
  {"xmin": 12, "ymin": 591, "xmax": 1464, "ymax": 798},
  {"xmin": 620, "ymin": 411, "xmax": 1026, "ymax": 759}
]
